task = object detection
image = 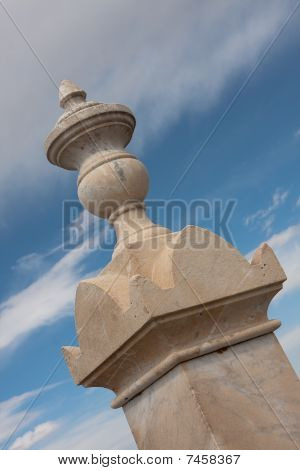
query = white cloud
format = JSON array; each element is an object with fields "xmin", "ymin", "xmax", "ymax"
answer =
[
  {"xmin": 244, "ymin": 188, "xmax": 289, "ymax": 235},
  {"xmin": 265, "ymin": 223, "xmax": 300, "ymax": 249},
  {"xmin": 12, "ymin": 252, "xmax": 46, "ymax": 275},
  {"xmin": 261, "ymin": 214, "xmax": 275, "ymax": 237},
  {"xmin": 247, "ymin": 224, "xmax": 300, "ymax": 374},
  {"xmin": 10, "ymin": 421, "xmax": 59, "ymax": 450},
  {"xmin": 294, "ymin": 129, "xmax": 300, "ymax": 138},
  {"xmin": 276, "ymin": 324, "xmax": 300, "ymax": 375},
  {"xmin": 277, "ymin": 325, "xmax": 300, "ymax": 375},
  {"xmin": 0, "ymin": 207, "xmax": 111, "ymax": 351},
  {"xmin": 1, "ymin": 385, "xmax": 135, "ymax": 450},
  {"xmin": 44, "ymin": 409, "xmax": 135, "ymax": 450},
  {"xmin": 0, "ymin": 240, "xmax": 94, "ymax": 351},
  {"xmin": 0, "ymin": 0, "xmax": 297, "ymax": 216},
  {"xmin": 0, "ymin": 384, "xmax": 59, "ymax": 448},
  {"xmin": 0, "ymin": 389, "xmax": 39, "ymax": 446},
  {"xmin": 278, "ymin": 326, "xmax": 300, "ymax": 354},
  {"xmin": 247, "ymin": 223, "xmax": 300, "ymax": 296},
  {"xmin": 266, "ymin": 223, "xmax": 300, "ymax": 295}
]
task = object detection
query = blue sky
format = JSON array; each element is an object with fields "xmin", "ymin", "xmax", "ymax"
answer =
[{"xmin": 0, "ymin": 0, "xmax": 300, "ymax": 450}]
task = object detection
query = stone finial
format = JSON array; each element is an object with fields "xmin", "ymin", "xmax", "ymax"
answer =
[
  {"xmin": 46, "ymin": 80, "xmax": 169, "ymax": 250},
  {"xmin": 59, "ymin": 79, "xmax": 87, "ymax": 109}
]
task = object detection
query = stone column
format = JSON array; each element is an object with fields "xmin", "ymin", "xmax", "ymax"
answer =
[{"xmin": 45, "ymin": 80, "xmax": 300, "ymax": 450}]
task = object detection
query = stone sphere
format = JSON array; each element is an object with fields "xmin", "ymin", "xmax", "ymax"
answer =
[{"xmin": 77, "ymin": 157, "xmax": 149, "ymax": 218}]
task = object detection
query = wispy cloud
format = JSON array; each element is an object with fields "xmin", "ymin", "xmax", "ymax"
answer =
[
  {"xmin": 1, "ymin": 384, "xmax": 135, "ymax": 450},
  {"xmin": 266, "ymin": 223, "xmax": 300, "ymax": 295},
  {"xmin": 277, "ymin": 324, "xmax": 300, "ymax": 375},
  {"xmin": 247, "ymin": 223, "xmax": 300, "ymax": 296},
  {"xmin": 294, "ymin": 128, "xmax": 300, "ymax": 138},
  {"xmin": 0, "ymin": 383, "xmax": 60, "ymax": 448},
  {"xmin": 12, "ymin": 252, "xmax": 48, "ymax": 276},
  {"xmin": 0, "ymin": 234, "xmax": 100, "ymax": 352},
  {"xmin": 10, "ymin": 421, "xmax": 59, "ymax": 450},
  {"xmin": 247, "ymin": 223, "xmax": 300, "ymax": 374},
  {"xmin": 0, "ymin": 245, "xmax": 87, "ymax": 351},
  {"xmin": 279, "ymin": 325, "xmax": 300, "ymax": 355},
  {"xmin": 244, "ymin": 188, "xmax": 289, "ymax": 235},
  {"xmin": 0, "ymin": 208, "xmax": 109, "ymax": 352},
  {"xmin": 0, "ymin": 0, "xmax": 296, "ymax": 216},
  {"xmin": 44, "ymin": 409, "xmax": 135, "ymax": 450}
]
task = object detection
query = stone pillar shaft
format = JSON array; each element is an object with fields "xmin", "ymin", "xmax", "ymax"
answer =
[{"xmin": 124, "ymin": 334, "xmax": 299, "ymax": 449}]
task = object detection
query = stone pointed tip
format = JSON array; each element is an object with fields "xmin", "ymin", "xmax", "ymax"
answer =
[{"xmin": 59, "ymin": 79, "xmax": 87, "ymax": 108}]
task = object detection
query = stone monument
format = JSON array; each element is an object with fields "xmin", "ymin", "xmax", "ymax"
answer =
[{"xmin": 45, "ymin": 80, "xmax": 300, "ymax": 449}]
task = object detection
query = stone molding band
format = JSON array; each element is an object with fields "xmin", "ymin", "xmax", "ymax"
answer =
[
  {"xmin": 108, "ymin": 200, "xmax": 146, "ymax": 224},
  {"xmin": 110, "ymin": 319, "xmax": 281, "ymax": 408},
  {"xmin": 46, "ymin": 116, "xmax": 134, "ymax": 169}
]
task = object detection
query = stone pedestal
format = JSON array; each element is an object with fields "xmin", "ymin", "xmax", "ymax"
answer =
[
  {"xmin": 45, "ymin": 81, "xmax": 300, "ymax": 450},
  {"xmin": 125, "ymin": 334, "xmax": 299, "ymax": 449}
]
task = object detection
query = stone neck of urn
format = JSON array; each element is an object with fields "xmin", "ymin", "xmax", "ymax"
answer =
[{"xmin": 45, "ymin": 80, "xmax": 169, "ymax": 250}]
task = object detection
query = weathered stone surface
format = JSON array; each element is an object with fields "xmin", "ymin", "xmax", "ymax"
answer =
[
  {"xmin": 63, "ymin": 230, "xmax": 285, "ymax": 411},
  {"xmin": 124, "ymin": 334, "xmax": 300, "ymax": 449}
]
